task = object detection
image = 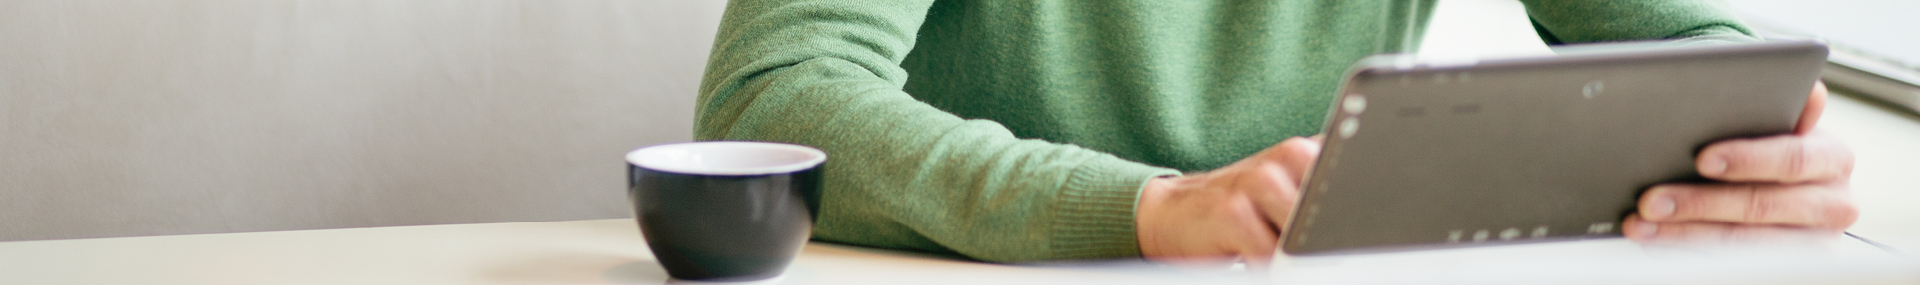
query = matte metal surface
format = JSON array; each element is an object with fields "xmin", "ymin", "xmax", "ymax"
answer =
[{"xmin": 1284, "ymin": 41, "xmax": 1829, "ymax": 255}]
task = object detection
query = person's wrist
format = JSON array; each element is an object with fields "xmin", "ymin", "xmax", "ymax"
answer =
[
  {"xmin": 1136, "ymin": 176, "xmax": 1177, "ymax": 258},
  {"xmin": 1137, "ymin": 174, "xmax": 1199, "ymax": 259}
]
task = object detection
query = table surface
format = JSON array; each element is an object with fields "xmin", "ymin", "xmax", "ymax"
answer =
[{"xmin": 0, "ymin": 218, "xmax": 1912, "ymax": 285}]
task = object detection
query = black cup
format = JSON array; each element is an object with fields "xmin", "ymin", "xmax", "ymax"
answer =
[{"xmin": 626, "ymin": 141, "xmax": 824, "ymax": 282}]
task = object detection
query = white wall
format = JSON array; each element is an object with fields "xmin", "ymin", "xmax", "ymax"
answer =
[{"xmin": 0, "ymin": 0, "xmax": 727, "ymax": 241}]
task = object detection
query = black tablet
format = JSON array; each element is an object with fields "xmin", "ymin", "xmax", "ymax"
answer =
[{"xmin": 1281, "ymin": 40, "xmax": 1829, "ymax": 255}]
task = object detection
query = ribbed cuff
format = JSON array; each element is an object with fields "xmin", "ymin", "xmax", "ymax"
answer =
[{"xmin": 1049, "ymin": 159, "xmax": 1182, "ymax": 260}]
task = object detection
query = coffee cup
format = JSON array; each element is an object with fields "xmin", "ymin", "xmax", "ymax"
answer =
[{"xmin": 625, "ymin": 141, "xmax": 825, "ymax": 282}]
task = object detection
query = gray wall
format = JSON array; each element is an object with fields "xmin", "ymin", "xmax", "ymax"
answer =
[{"xmin": 0, "ymin": 0, "xmax": 726, "ymax": 241}]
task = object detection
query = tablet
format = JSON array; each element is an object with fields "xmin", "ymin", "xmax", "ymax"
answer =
[{"xmin": 1281, "ymin": 40, "xmax": 1829, "ymax": 255}]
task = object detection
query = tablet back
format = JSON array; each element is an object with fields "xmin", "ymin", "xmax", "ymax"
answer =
[{"xmin": 1281, "ymin": 40, "xmax": 1829, "ymax": 255}]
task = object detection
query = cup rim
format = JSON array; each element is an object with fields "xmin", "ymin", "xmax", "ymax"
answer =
[{"xmin": 626, "ymin": 141, "xmax": 826, "ymax": 176}]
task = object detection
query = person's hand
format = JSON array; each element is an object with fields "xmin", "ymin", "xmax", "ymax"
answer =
[
  {"xmin": 1135, "ymin": 136, "xmax": 1321, "ymax": 266},
  {"xmin": 1623, "ymin": 81, "xmax": 1859, "ymax": 245}
]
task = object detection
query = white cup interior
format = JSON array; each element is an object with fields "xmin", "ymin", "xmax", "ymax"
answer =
[{"xmin": 626, "ymin": 142, "xmax": 826, "ymax": 176}]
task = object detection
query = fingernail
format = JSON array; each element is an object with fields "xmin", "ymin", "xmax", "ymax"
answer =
[
  {"xmin": 1699, "ymin": 155, "xmax": 1727, "ymax": 176},
  {"xmin": 1646, "ymin": 193, "xmax": 1676, "ymax": 220},
  {"xmin": 1633, "ymin": 220, "xmax": 1658, "ymax": 239}
]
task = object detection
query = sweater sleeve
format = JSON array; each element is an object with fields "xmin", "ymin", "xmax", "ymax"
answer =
[
  {"xmin": 694, "ymin": 0, "xmax": 1181, "ymax": 262},
  {"xmin": 1519, "ymin": 0, "xmax": 1760, "ymax": 45}
]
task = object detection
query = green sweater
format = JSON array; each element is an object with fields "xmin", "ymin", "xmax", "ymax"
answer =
[{"xmin": 695, "ymin": 0, "xmax": 1754, "ymax": 262}]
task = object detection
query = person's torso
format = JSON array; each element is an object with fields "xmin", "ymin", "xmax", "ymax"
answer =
[{"xmin": 902, "ymin": 0, "xmax": 1435, "ymax": 171}]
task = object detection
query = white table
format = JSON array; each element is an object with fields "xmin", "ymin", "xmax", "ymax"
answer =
[{"xmin": 0, "ymin": 218, "xmax": 1911, "ymax": 285}]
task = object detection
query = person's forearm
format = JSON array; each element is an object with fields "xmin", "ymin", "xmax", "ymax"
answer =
[
  {"xmin": 697, "ymin": 0, "xmax": 1178, "ymax": 262},
  {"xmin": 1521, "ymin": 0, "xmax": 1758, "ymax": 44}
]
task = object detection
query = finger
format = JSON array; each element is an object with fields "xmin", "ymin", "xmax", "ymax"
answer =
[
  {"xmin": 1277, "ymin": 137, "xmax": 1322, "ymax": 180},
  {"xmin": 1623, "ymin": 215, "xmax": 1841, "ymax": 245},
  {"xmin": 1795, "ymin": 81, "xmax": 1827, "ymax": 134},
  {"xmin": 1696, "ymin": 132, "xmax": 1854, "ymax": 183},
  {"xmin": 1246, "ymin": 161, "xmax": 1301, "ymax": 233},
  {"xmin": 1227, "ymin": 196, "xmax": 1279, "ymax": 268},
  {"xmin": 1241, "ymin": 137, "xmax": 1317, "ymax": 231},
  {"xmin": 1639, "ymin": 183, "xmax": 1858, "ymax": 228},
  {"xmin": 1252, "ymin": 137, "xmax": 1321, "ymax": 180},
  {"xmin": 1301, "ymin": 134, "xmax": 1328, "ymax": 183}
]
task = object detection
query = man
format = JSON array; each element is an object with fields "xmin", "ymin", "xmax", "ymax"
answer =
[{"xmin": 693, "ymin": 0, "xmax": 1856, "ymax": 264}]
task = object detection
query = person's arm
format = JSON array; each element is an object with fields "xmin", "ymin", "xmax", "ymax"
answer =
[
  {"xmin": 696, "ymin": 0, "xmax": 1179, "ymax": 262},
  {"xmin": 1521, "ymin": 0, "xmax": 1759, "ymax": 45}
]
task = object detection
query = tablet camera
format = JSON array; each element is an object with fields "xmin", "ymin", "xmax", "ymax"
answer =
[
  {"xmin": 1342, "ymin": 94, "xmax": 1366, "ymax": 114},
  {"xmin": 1338, "ymin": 118, "xmax": 1360, "ymax": 139},
  {"xmin": 1582, "ymin": 80, "xmax": 1605, "ymax": 99}
]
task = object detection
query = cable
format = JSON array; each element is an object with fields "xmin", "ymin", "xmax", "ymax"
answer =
[{"xmin": 1844, "ymin": 231, "xmax": 1904, "ymax": 254}]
